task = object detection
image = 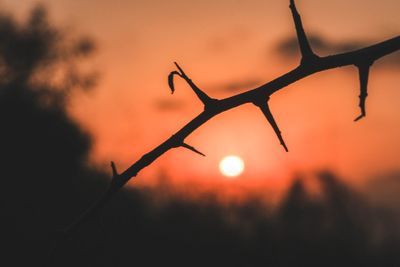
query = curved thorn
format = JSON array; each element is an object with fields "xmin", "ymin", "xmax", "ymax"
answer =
[
  {"xmin": 255, "ymin": 99, "xmax": 289, "ymax": 152},
  {"xmin": 168, "ymin": 71, "xmax": 180, "ymax": 94},
  {"xmin": 354, "ymin": 64, "xmax": 370, "ymax": 121},
  {"xmin": 181, "ymin": 143, "xmax": 206, "ymax": 157}
]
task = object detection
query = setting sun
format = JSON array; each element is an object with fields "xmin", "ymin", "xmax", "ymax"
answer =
[{"xmin": 219, "ymin": 155, "xmax": 245, "ymax": 177}]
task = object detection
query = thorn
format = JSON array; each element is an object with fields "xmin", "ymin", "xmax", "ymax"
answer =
[
  {"xmin": 354, "ymin": 63, "xmax": 371, "ymax": 121},
  {"xmin": 255, "ymin": 98, "xmax": 289, "ymax": 152},
  {"xmin": 289, "ymin": 0, "xmax": 317, "ymax": 62},
  {"xmin": 111, "ymin": 161, "xmax": 118, "ymax": 178},
  {"xmin": 181, "ymin": 143, "xmax": 206, "ymax": 157},
  {"xmin": 167, "ymin": 71, "xmax": 180, "ymax": 94},
  {"xmin": 354, "ymin": 114, "xmax": 364, "ymax": 122},
  {"xmin": 174, "ymin": 62, "xmax": 186, "ymax": 76},
  {"xmin": 171, "ymin": 62, "xmax": 214, "ymax": 106}
]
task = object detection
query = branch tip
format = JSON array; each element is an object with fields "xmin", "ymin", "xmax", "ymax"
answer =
[
  {"xmin": 169, "ymin": 62, "xmax": 213, "ymax": 106},
  {"xmin": 174, "ymin": 61, "xmax": 185, "ymax": 76},
  {"xmin": 181, "ymin": 143, "xmax": 206, "ymax": 157}
]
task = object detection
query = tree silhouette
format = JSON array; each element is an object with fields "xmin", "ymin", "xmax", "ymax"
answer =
[{"xmin": 0, "ymin": 5, "xmax": 104, "ymax": 266}]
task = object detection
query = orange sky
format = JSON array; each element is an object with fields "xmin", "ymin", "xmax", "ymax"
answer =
[{"xmin": 3, "ymin": 0, "xmax": 400, "ymax": 199}]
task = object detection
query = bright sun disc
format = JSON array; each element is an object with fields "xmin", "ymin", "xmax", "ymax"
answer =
[{"xmin": 219, "ymin": 155, "xmax": 245, "ymax": 177}]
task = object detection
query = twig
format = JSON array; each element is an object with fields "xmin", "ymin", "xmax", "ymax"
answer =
[{"xmin": 168, "ymin": 62, "xmax": 217, "ymax": 108}]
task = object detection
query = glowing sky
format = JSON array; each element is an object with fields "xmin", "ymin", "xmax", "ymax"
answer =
[{"xmin": 3, "ymin": 0, "xmax": 400, "ymax": 197}]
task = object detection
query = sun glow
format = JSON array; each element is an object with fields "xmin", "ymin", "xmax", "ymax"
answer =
[{"xmin": 219, "ymin": 155, "xmax": 245, "ymax": 177}]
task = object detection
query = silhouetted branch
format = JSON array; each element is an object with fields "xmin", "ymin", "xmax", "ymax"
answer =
[
  {"xmin": 61, "ymin": 0, "xmax": 400, "ymax": 240},
  {"xmin": 168, "ymin": 62, "xmax": 216, "ymax": 107},
  {"xmin": 354, "ymin": 62, "xmax": 372, "ymax": 121},
  {"xmin": 254, "ymin": 98, "xmax": 288, "ymax": 152},
  {"xmin": 289, "ymin": 0, "xmax": 318, "ymax": 63}
]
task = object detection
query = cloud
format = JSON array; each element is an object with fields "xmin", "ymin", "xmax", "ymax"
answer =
[
  {"xmin": 221, "ymin": 78, "xmax": 261, "ymax": 92},
  {"xmin": 209, "ymin": 78, "xmax": 261, "ymax": 94},
  {"xmin": 154, "ymin": 98, "xmax": 185, "ymax": 111},
  {"xmin": 275, "ymin": 33, "xmax": 400, "ymax": 67},
  {"xmin": 276, "ymin": 34, "xmax": 369, "ymax": 57}
]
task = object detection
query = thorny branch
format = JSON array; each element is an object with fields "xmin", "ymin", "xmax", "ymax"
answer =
[{"xmin": 61, "ymin": 0, "xmax": 400, "ymax": 238}]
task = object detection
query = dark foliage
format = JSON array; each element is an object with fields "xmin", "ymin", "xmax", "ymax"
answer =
[
  {"xmin": 47, "ymin": 172, "xmax": 400, "ymax": 267},
  {"xmin": 0, "ymin": 5, "xmax": 106, "ymax": 266}
]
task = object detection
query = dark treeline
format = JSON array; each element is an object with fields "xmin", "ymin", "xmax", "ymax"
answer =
[
  {"xmin": 1, "ymin": 6, "xmax": 399, "ymax": 267},
  {"xmin": 47, "ymin": 172, "xmax": 400, "ymax": 267}
]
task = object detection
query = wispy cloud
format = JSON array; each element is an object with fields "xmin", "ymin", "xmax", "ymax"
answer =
[{"xmin": 208, "ymin": 78, "xmax": 261, "ymax": 94}]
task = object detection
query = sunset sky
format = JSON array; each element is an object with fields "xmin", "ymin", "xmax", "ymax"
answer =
[{"xmin": 3, "ymin": 0, "xmax": 399, "ymax": 199}]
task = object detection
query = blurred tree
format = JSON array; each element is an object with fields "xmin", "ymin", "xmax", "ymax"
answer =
[{"xmin": 0, "ymin": 5, "xmax": 105, "ymax": 266}]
